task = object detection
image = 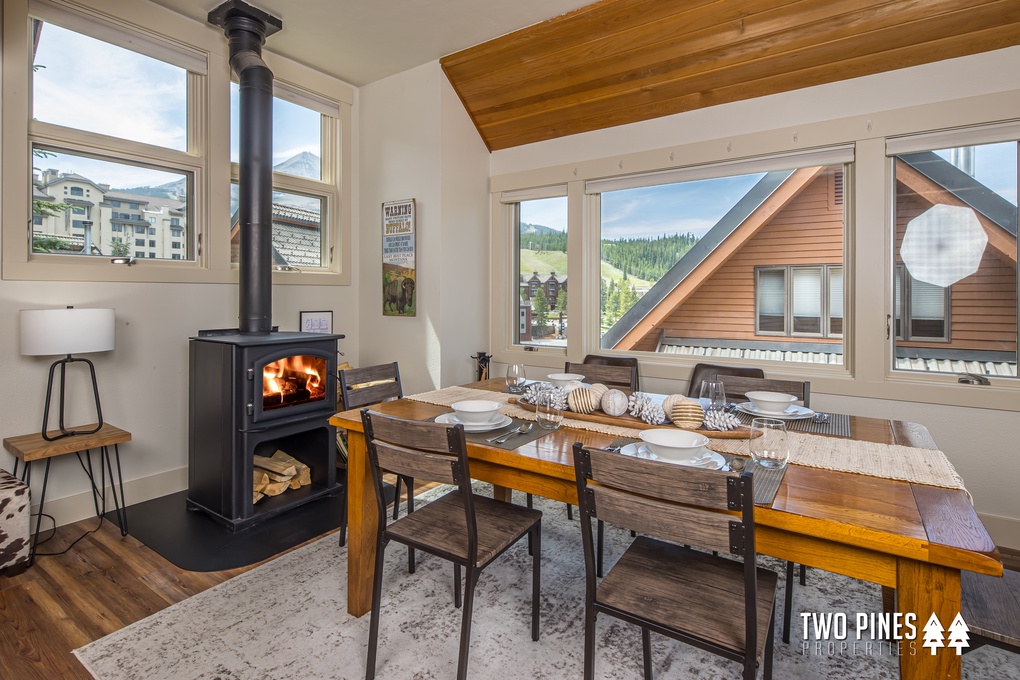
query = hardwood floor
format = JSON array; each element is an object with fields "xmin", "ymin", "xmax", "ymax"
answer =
[
  {"xmin": 0, "ymin": 516, "xmax": 311, "ymax": 680},
  {"xmin": 3, "ymin": 495, "xmax": 1017, "ymax": 679}
]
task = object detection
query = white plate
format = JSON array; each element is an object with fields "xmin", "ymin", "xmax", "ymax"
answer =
[
  {"xmin": 736, "ymin": 402, "xmax": 815, "ymax": 420},
  {"xmin": 618, "ymin": 443, "xmax": 726, "ymax": 470},
  {"xmin": 435, "ymin": 412, "xmax": 513, "ymax": 433}
]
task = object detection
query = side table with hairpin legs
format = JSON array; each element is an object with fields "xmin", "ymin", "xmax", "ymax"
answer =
[{"xmin": 3, "ymin": 423, "xmax": 130, "ymax": 565}]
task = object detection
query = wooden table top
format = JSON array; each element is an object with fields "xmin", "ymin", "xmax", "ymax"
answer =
[
  {"xmin": 331, "ymin": 379, "xmax": 1001, "ymax": 577},
  {"xmin": 3, "ymin": 423, "xmax": 132, "ymax": 462}
]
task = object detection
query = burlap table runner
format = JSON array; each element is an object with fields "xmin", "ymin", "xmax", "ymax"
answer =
[{"xmin": 406, "ymin": 387, "xmax": 966, "ymax": 491}]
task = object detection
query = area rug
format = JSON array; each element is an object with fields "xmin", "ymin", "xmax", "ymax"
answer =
[{"xmin": 75, "ymin": 490, "xmax": 1017, "ymax": 679}]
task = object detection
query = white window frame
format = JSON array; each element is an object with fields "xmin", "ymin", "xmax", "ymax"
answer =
[
  {"xmin": 2, "ymin": 0, "xmax": 353, "ymax": 285},
  {"xmin": 894, "ymin": 264, "xmax": 951, "ymax": 343},
  {"xmin": 755, "ymin": 265, "xmax": 843, "ymax": 339}
]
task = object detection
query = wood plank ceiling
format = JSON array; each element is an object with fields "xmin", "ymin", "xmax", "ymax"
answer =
[{"xmin": 440, "ymin": 0, "xmax": 1020, "ymax": 151}]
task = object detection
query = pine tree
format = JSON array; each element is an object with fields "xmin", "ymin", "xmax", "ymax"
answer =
[
  {"xmin": 922, "ymin": 613, "xmax": 945, "ymax": 655},
  {"xmin": 532, "ymin": 287, "xmax": 550, "ymax": 333}
]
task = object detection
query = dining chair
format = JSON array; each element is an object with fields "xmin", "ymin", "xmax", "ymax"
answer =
[
  {"xmin": 579, "ymin": 354, "xmax": 641, "ymax": 391},
  {"xmin": 572, "ymin": 442, "xmax": 777, "ymax": 680},
  {"xmin": 338, "ymin": 363, "xmax": 409, "ymax": 556},
  {"xmin": 362, "ymin": 409, "xmax": 542, "ymax": 680},
  {"xmin": 706, "ymin": 373, "xmax": 810, "ymax": 644},
  {"xmin": 685, "ymin": 363, "xmax": 765, "ymax": 398},
  {"xmin": 713, "ymin": 375, "xmax": 811, "ymax": 408},
  {"xmin": 565, "ymin": 359, "xmax": 639, "ymax": 392}
]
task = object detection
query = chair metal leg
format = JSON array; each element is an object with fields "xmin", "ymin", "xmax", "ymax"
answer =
[
  {"xmin": 799, "ymin": 562, "xmax": 807, "ymax": 586},
  {"xmin": 783, "ymin": 560, "xmax": 795, "ymax": 644},
  {"xmin": 457, "ymin": 567, "xmax": 480, "ymax": 680},
  {"xmin": 405, "ymin": 476, "xmax": 416, "ymax": 573},
  {"xmin": 365, "ymin": 538, "xmax": 388, "ymax": 680},
  {"xmin": 392, "ymin": 476, "xmax": 402, "ymax": 520},
  {"xmin": 762, "ymin": 608, "xmax": 776, "ymax": 680},
  {"xmin": 454, "ymin": 562, "xmax": 462, "ymax": 609},
  {"xmin": 531, "ymin": 524, "xmax": 542, "ymax": 641},
  {"xmin": 526, "ymin": 493, "xmax": 533, "ymax": 509},
  {"xmin": 583, "ymin": 603, "xmax": 597, "ymax": 680},
  {"xmin": 567, "ymin": 503, "xmax": 573, "ymax": 520},
  {"xmin": 642, "ymin": 627, "xmax": 653, "ymax": 680},
  {"xmin": 338, "ymin": 477, "xmax": 348, "ymax": 547},
  {"xmin": 596, "ymin": 519, "xmax": 605, "ymax": 578}
]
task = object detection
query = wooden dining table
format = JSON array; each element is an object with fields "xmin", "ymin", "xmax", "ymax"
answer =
[{"xmin": 330, "ymin": 379, "xmax": 1002, "ymax": 680}]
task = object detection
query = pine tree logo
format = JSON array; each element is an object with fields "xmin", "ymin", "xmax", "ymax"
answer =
[
  {"xmin": 947, "ymin": 613, "xmax": 970, "ymax": 655},
  {"xmin": 922, "ymin": 613, "xmax": 945, "ymax": 655}
]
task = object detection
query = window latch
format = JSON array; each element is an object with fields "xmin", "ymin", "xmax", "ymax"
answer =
[{"xmin": 958, "ymin": 373, "xmax": 990, "ymax": 386}]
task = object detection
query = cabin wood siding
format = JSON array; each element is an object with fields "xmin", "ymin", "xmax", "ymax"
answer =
[
  {"xmin": 629, "ymin": 171, "xmax": 843, "ymax": 351},
  {"xmin": 895, "ymin": 193, "xmax": 1017, "ymax": 353},
  {"xmin": 627, "ymin": 169, "xmax": 1016, "ymax": 356}
]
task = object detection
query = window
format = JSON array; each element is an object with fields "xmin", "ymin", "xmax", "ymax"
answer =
[
  {"xmin": 172, "ymin": 242, "xmax": 182, "ymax": 249},
  {"xmin": 111, "ymin": 224, "xmax": 123, "ymax": 232},
  {"xmin": 889, "ymin": 133, "xmax": 1017, "ymax": 376},
  {"xmin": 501, "ymin": 188, "xmax": 568, "ymax": 348},
  {"xmin": 135, "ymin": 225, "xmax": 147, "ymax": 235},
  {"xmin": 135, "ymin": 239, "xmax": 145, "ymax": 246},
  {"xmin": 148, "ymin": 227, "xmax": 156, "ymax": 235},
  {"xmin": 755, "ymin": 266, "xmax": 842, "ymax": 338},
  {"xmin": 23, "ymin": 12, "xmax": 196, "ymax": 262},
  {"xmin": 4, "ymin": 0, "xmax": 353, "ymax": 284},
  {"xmin": 588, "ymin": 149, "xmax": 851, "ymax": 364},
  {"xmin": 134, "ymin": 251, "xmax": 145, "ymax": 258},
  {"xmin": 148, "ymin": 240, "xmax": 156, "ymax": 247},
  {"xmin": 229, "ymin": 82, "xmax": 339, "ymax": 271}
]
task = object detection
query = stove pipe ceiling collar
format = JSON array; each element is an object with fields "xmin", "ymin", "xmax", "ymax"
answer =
[{"xmin": 208, "ymin": 1, "xmax": 282, "ymax": 335}]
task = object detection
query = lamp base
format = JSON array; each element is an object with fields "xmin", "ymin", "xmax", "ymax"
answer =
[{"xmin": 41, "ymin": 355, "xmax": 104, "ymax": 441}]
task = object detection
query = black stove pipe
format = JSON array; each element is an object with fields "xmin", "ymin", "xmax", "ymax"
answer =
[{"xmin": 210, "ymin": 2, "xmax": 280, "ymax": 335}]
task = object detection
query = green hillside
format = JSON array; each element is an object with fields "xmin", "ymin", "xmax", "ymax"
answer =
[{"xmin": 518, "ymin": 248, "xmax": 651, "ymax": 289}]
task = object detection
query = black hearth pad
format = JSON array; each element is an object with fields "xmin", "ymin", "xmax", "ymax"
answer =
[{"xmin": 106, "ymin": 484, "xmax": 394, "ymax": 572}]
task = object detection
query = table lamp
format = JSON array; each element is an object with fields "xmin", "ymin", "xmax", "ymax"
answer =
[{"xmin": 20, "ymin": 307, "xmax": 115, "ymax": 441}]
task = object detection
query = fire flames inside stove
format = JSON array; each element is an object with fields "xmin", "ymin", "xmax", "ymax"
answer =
[{"xmin": 263, "ymin": 355, "xmax": 326, "ymax": 410}]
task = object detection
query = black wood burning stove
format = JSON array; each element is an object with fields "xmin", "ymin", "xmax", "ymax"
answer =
[{"xmin": 188, "ymin": 330, "xmax": 343, "ymax": 531}]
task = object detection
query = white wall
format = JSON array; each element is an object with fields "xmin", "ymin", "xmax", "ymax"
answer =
[
  {"xmin": 358, "ymin": 62, "xmax": 490, "ymax": 394},
  {"xmin": 488, "ymin": 47, "xmax": 1020, "ymax": 549},
  {"xmin": 0, "ymin": 281, "xmax": 358, "ymax": 524}
]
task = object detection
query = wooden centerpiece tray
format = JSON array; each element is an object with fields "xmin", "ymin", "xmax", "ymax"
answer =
[{"xmin": 509, "ymin": 398, "xmax": 753, "ymax": 439}]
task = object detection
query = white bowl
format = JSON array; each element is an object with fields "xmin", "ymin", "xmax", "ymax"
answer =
[
  {"xmin": 639, "ymin": 429, "xmax": 709, "ymax": 462},
  {"xmin": 547, "ymin": 372, "xmax": 584, "ymax": 387},
  {"xmin": 745, "ymin": 391, "xmax": 798, "ymax": 414},
  {"xmin": 450, "ymin": 400, "xmax": 501, "ymax": 425}
]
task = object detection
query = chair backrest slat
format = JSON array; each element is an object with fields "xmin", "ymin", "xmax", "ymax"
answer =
[
  {"xmin": 340, "ymin": 362, "xmax": 402, "ymax": 410},
  {"xmin": 719, "ymin": 375, "xmax": 810, "ymax": 407},
  {"xmin": 686, "ymin": 363, "xmax": 764, "ymax": 398},
  {"xmin": 374, "ymin": 441, "xmax": 458, "ymax": 486},
  {"xmin": 362, "ymin": 409, "xmax": 453, "ymax": 453},
  {"xmin": 586, "ymin": 447, "xmax": 736, "ymax": 510},
  {"xmin": 565, "ymin": 361, "xmax": 638, "ymax": 391},
  {"xmin": 588, "ymin": 484, "xmax": 738, "ymax": 555}
]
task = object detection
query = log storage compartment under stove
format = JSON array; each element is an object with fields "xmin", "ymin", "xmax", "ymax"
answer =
[{"xmin": 188, "ymin": 330, "xmax": 342, "ymax": 531}]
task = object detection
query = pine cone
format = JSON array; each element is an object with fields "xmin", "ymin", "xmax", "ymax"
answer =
[
  {"xmin": 638, "ymin": 400, "xmax": 667, "ymax": 425},
  {"xmin": 704, "ymin": 410, "xmax": 742, "ymax": 432}
]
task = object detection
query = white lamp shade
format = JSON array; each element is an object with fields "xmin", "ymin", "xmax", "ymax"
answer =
[{"xmin": 20, "ymin": 307, "xmax": 115, "ymax": 356}]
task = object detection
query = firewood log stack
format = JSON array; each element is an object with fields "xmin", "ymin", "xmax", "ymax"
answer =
[{"xmin": 252, "ymin": 450, "xmax": 312, "ymax": 503}]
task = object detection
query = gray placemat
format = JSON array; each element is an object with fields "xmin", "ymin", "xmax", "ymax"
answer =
[
  {"xmin": 744, "ymin": 458, "xmax": 788, "ymax": 506},
  {"xmin": 731, "ymin": 410, "xmax": 851, "ymax": 437},
  {"xmin": 426, "ymin": 415, "xmax": 552, "ymax": 450}
]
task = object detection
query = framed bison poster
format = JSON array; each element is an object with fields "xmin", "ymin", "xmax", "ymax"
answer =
[{"xmin": 382, "ymin": 199, "xmax": 416, "ymax": 316}]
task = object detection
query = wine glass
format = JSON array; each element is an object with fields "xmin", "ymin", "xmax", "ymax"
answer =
[
  {"xmin": 699, "ymin": 380, "xmax": 727, "ymax": 416},
  {"xmin": 749, "ymin": 418, "xmax": 789, "ymax": 470},
  {"xmin": 506, "ymin": 364, "xmax": 527, "ymax": 394},
  {"xmin": 536, "ymin": 385, "xmax": 563, "ymax": 429}
]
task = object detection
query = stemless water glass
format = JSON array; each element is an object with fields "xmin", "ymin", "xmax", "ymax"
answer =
[
  {"xmin": 749, "ymin": 418, "xmax": 789, "ymax": 470},
  {"xmin": 536, "ymin": 385, "xmax": 563, "ymax": 429},
  {"xmin": 699, "ymin": 379, "xmax": 727, "ymax": 416},
  {"xmin": 506, "ymin": 363, "xmax": 527, "ymax": 394}
]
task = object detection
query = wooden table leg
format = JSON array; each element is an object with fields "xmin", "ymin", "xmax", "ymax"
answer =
[
  {"xmin": 897, "ymin": 559, "xmax": 963, "ymax": 679},
  {"xmin": 492, "ymin": 485, "xmax": 513, "ymax": 502},
  {"xmin": 347, "ymin": 431, "xmax": 377, "ymax": 617}
]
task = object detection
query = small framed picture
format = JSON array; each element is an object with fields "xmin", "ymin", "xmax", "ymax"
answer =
[{"xmin": 300, "ymin": 310, "xmax": 333, "ymax": 334}]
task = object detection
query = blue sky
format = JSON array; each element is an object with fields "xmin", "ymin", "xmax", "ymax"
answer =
[{"xmin": 33, "ymin": 21, "xmax": 320, "ymax": 188}]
